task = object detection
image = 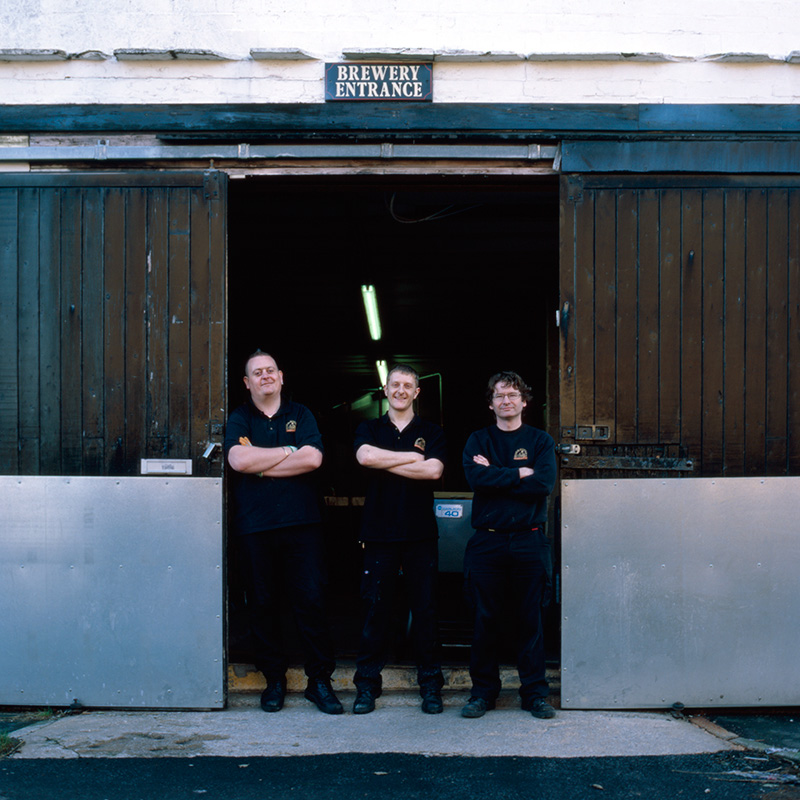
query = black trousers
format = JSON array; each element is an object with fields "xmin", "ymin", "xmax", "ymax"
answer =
[
  {"xmin": 354, "ymin": 539, "xmax": 444, "ymax": 694},
  {"xmin": 237, "ymin": 524, "xmax": 336, "ymax": 682},
  {"xmin": 463, "ymin": 527, "xmax": 551, "ymax": 704}
]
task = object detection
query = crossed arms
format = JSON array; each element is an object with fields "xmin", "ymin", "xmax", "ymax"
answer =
[
  {"xmin": 228, "ymin": 438, "xmax": 322, "ymax": 478},
  {"xmin": 356, "ymin": 444, "xmax": 444, "ymax": 481},
  {"xmin": 463, "ymin": 437, "xmax": 556, "ymax": 498},
  {"xmin": 472, "ymin": 453, "xmax": 533, "ymax": 479}
]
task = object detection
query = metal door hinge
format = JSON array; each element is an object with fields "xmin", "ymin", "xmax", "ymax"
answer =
[{"xmin": 203, "ymin": 170, "xmax": 221, "ymax": 200}]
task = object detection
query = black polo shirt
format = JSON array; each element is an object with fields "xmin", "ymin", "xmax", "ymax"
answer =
[
  {"xmin": 462, "ymin": 423, "xmax": 556, "ymax": 532},
  {"xmin": 224, "ymin": 399, "xmax": 324, "ymax": 535},
  {"xmin": 354, "ymin": 413, "xmax": 446, "ymax": 543}
]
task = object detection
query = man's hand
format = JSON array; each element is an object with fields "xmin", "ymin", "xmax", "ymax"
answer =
[
  {"xmin": 388, "ymin": 457, "xmax": 444, "ymax": 481},
  {"xmin": 357, "ymin": 444, "xmax": 424, "ymax": 470},
  {"xmin": 473, "ymin": 453, "xmax": 533, "ymax": 479},
  {"xmin": 228, "ymin": 437, "xmax": 310, "ymax": 476}
]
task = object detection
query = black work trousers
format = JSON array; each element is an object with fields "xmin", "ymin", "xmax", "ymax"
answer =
[
  {"xmin": 354, "ymin": 539, "xmax": 444, "ymax": 695},
  {"xmin": 463, "ymin": 527, "xmax": 551, "ymax": 704},
  {"xmin": 237, "ymin": 524, "xmax": 336, "ymax": 683}
]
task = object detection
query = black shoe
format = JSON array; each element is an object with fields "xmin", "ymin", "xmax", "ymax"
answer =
[
  {"xmin": 304, "ymin": 679, "xmax": 344, "ymax": 715},
  {"xmin": 260, "ymin": 681, "xmax": 286, "ymax": 713},
  {"xmin": 353, "ymin": 688, "xmax": 377, "ymax": 715},
  {"xmin": 420, "ymin": 688, "xmax": 443, "ymax": 714},
  {"xmin": 525, "ymin": 698, "xmax": 556, "ymax": 719},
  {"xmin": 461, "ymin": 697, "xmax": 495, "ymax": 718}
]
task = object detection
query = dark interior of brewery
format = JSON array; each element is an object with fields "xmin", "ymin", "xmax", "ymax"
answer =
[{"xmin": 226, "ymin": 175, "xmax": 561, "ymax": 664}]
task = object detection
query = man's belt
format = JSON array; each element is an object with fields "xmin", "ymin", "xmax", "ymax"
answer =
[{"xmin": 485, "ymin": 525, "xmax": 542, "ymax": 533}]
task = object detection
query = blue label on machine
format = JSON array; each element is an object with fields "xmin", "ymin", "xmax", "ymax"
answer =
[{"xmin": 435, "ymin": 503, "xmax": 463, "ymax": 519}]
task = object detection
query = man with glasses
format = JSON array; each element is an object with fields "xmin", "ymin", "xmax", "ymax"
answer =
[{"xmin": 461, "ymin": 371, "xmax": 557, "ymax": 719}]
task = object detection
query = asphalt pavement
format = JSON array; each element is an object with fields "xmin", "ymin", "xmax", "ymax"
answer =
[{"xmin": 4, "ymin": 751, "xmax": 799, "ymax": 800}]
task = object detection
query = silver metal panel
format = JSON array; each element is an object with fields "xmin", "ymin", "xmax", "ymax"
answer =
[
  {"xmin": 561, "ymin": 477, "xmax": 800, "ymax": 709},
  {"xmin": 435, "ymin": 498, "xmax": 474, "ymax": 572},
  {"xmin": 1, "ymin": 477, "xmax": 224, "ymax": 709},
  {"xmin": 0, "ymin": 144, "xmax": 559, "ymax": 162}
]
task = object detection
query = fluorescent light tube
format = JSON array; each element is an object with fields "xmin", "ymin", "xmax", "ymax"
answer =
[
  {"xmin": 376, "ymin": 360, "xmax": 389, "ymax": 387},
  {"xmin": 361, "ymin": 284, "xmax": 382, "ymax": 341}
]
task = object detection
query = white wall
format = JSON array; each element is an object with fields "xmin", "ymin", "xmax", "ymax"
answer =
[{"xmin": 2, "ymin": 0, "xmax": 799, "ymax": 105}]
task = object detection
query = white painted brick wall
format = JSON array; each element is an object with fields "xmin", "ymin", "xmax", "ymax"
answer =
[{"xmin": 1, "ymin": 0, "xmax": 799, "ymax": 105}]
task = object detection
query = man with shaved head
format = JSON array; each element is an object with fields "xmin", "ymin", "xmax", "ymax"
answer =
[{"xmin": 225, "ymin": 350, "xmax": 342, "ymax": 716}]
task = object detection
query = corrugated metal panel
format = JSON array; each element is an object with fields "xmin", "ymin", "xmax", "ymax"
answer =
[{"xmin": 0, "ymin": 172, "xmax": 227, "ymax": 478}]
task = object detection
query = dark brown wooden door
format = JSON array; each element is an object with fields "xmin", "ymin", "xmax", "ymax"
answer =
[
  {"xmin": 0, "ymin": 171, "xmax": 227, "ymax": 477},
  {"xmin": 559, "ymin": 174, "xmax": 800, "ymax": 478}
]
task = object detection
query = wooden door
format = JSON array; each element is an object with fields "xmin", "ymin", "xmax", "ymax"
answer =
[
  {"xmin": 559, "ymin": 174, "xmax": 800, "ymax": 478},
  {"xmin": 0, "ymin": 171, "xmax": 227, "ymax": 477}
]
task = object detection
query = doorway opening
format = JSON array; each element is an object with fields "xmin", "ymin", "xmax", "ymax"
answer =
[{"xmin": 226, "ymin": 174, "xmax": 560, "ymax": 666}]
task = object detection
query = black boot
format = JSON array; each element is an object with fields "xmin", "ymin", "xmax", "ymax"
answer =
[
  {"xmin": 304, "ymin": 679, "xmax": 344, "ymax": 715},
  {"xmin": 260, "ymin": 680, "xmax": 286, "ymax": 713}
]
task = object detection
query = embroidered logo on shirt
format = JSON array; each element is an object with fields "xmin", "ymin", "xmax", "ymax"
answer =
[
  {"xmin": 414, "ymin": 437, "xmax": 426, "ymax": 452},
  {"xmin": 513, "ymin": 448, "xmax": 528, "ymax": 461},
  {"xmin": 286, "ymin": 420, "xmax": 297, "ymax": 432}
]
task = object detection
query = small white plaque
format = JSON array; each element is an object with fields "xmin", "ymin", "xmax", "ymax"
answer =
[
  {"xmin": 435, "ymin": 503, "xmax": 463, "ymax": 519},
  {"xmin": 140, "ymin": 459, "xmax": 193, "ymax": 475}
]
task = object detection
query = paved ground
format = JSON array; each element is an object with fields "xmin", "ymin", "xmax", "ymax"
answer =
[
  {"xmin": 3, "ymin": 692, "xmax": 800, "ymax": 800},
  {"xmin": 5, "ymin": 691, "xmax": 738, "ymax": 760},
  {"xmin": 2, "ymin": 751, "xmax": 799, "ymax": 800},
  {"xmin": 709, "ymin": 713, "xmax": 800, "ymax": 752}
]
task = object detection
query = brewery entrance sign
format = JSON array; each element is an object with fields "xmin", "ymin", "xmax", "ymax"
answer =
[{"xmin": 325, "ymin": 63, "xmax": 432, "ymax": 101}]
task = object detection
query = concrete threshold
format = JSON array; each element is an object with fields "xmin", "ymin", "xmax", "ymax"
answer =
[
  {"xmin": 8, "ymin": 691, "xmax": 738, "ymax": 759},
  {"xmin": 7, "ymin": 665, "xmax": 749, "ymax": 760},
  {"xmin": 228, "ymin": 662, "xmax": 561, "ymax": 700}
]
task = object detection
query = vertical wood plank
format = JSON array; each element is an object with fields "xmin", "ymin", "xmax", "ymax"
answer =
[
  {"xmin": 206, "ymin": 174, "xmax": 228, "ymax": 477},
  {"xmin": 681, "ymin": 190, "xmax": 704, "ymax": 468},
  {"xmin": 18, "ymin": 188, "xmax": 40, "ymax": 473},
  {"xmin": 168, "ymin": 188, "xmax": 191, "ymax": 458},
  {"xmin": 125, "ymin": 188, "xmax": 148, "ymax": 472},
  {"xmin": 574, "ymin": 190, "xmax": 595, "ymax": 430},
  {"xmin": 103, "ymin": 188, "xmax": 127, "ymax": 474},
  {"xmin": 722, "ymin": 190, "xmax": 747, "ymax": 475},
  {"xmin": 701, "ymin": 190, "xmax": 725, "ymax": 474},
  {"xmin": 659, "ymin": 189, "xmax": 682, "ymax": 441},
  {"xmin": 594, "ymin": 189, "xmax": 617, "ymax": 430},
  {"xmin": 558, "ymin": 177, "xmax": 578, "ymax": 440},
  {"xmin": 788, "ymin": 190, "xmax": 800, "ymax": 474},
  {"xmin": 147, "ymin": 188, "xmax": 170, "ymax": 459},
  {"xmin": 60, "ymin": 189, "xmax": 83, "ymax": 474},
  {"xmin": 616, "ymin": 189, "xmax": 638, "ymax": 443},
  {"xmin": 744, "ymin": 189, "xmax": 768, "ymax": 474},
  {"xmin": 766, "ymin": 188, "xmax": 789, "ymax": 472},
  {"xmin": 190, "ymin": 187, "xmax": 212, "ymax": 476},
  {"xmin": 0, "ymin": 189, "xmax": 19, "ymax": 474},
  {"xmin": 82, "ymin": 188, "xmax": 105, "ymax": 474},
  {"xmin": 637, "ymin": 190, "xmax": 659, "ymax": 443},
  {"xmin": 38, "ymin": 189, "xmax": 62, "ymax": 475}
]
